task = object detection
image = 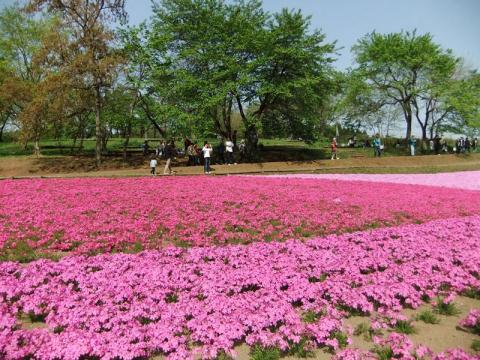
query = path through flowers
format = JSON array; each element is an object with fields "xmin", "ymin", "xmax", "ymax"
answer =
[{"xmin": 254, "ymin": 170, "xmax": 480, "ymax": 191}]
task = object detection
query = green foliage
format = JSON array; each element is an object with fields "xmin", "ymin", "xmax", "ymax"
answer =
[
  {"xmin": 0, "ymin": 240, "xmax": 39, "ymax": 263},
  {"xmin": 462, "ymin": 287, "xmax": 480, "ymax": 299},
  {"xmin": 250, "ymin": 345, "xmax": 281, "ymax": 360},
  {"xmin": 331, "ymin": 331, "xmax": 349, "ymax": 349},
  {"xmin": 286, "ymin": 336, "xmax": 314, "ymax": 358},
  {"xmin": 215, "ymin": 350, "xmax": 234, "ymax": 360},
  {"xmin": 472, "ymin": 339, "xmax": 480, "ymax": 352},
  {"xmin": 349, "ymin": 30, "xmax": 463, "ymax": 139},
  {"xmin": 393, "ymin": 320, "xmax": 416, "ymax": 334},
  {"xmin": 416, "ymin": 310, "xmax": 440, "ymax": 324},
  {"xmin": 165, "ymin": 293, "xmax": 178, "ymax": 304},
  {"xmin": 434, "ymin": 299, "xmax": 460, "ymax": 316},
  {"xmin": 373, "ymin": 345, "xmax": 394, "ymax": 360},
  {"xmin": 146, "ymin": 0, "xmax": 338, "ymax": 147},
  {"xmin": 301, "ymin": 310, "xmax": 323, "ymax": 323},
  {"xmin": 353, "ymin": 322, "xmax": 379, "ymax": 340}
]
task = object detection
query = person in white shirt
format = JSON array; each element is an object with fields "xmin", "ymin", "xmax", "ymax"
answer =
[
  {"xmin": 149, "ymin": 157, "xmax": 158, "ymax": 176},
  {"xmin": 225, "ymin": 138, "xmax": 236, "ymax": 165},
  {"xmin": 202, "ymin": 141, "xmax": 213, "ymax": 174}
]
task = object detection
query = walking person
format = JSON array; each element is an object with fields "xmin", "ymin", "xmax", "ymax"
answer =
[
  {"xmin": 408, "ymin": 135, "xmax": 417, "ymax": 156},
  {"xmin": 202, "ymin": 141, "xmax": 213, "ymax": 174},
  {"xmin": 372, "ymin": 134, "xmax": 382, "ymax": 157},
  {"xmin": 149, "ymin": 157, "xmax": 158, "ymax": 176},
  {"xmin": 163, "ymin": 140, "xmax": 176, "ymax": 175},
  {"xmin": 225, "ymin": 138, "xmax": 236, "ymax": 165},
  {"xmin": 330, "ymin": 137, "xmax": 339, "ymax": 160},
  {"xmin": 473, "ymin": 137, "xmax": 478, "ymax": 152}
]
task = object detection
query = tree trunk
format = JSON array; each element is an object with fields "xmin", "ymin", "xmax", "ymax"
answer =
[
  {"xmin": 420, "ymin": 124, "xmax": 427, "ymax": 140},
  {"xmin": 79, "ymin": 135, "xmax": 85, "ymax": 152},
  {"xmin": 405, "ymin": 106, "xmax": 412, "ymax": 140},
  {"xmin": 235, "ymin": 94, "xmax": 259, "ymax": 161},
  {"xmin": 34, "ymin": 137, "xmax": 40, "ymax": 157},
  {"xmin": 101, "ymin": 125, "xmax": 111, "ymax": 154},
  {"xmin": 95, "ymin": 85, "xmax": 102, "ymax": 167},
  {"xmin": 0, "ymin": 117, "xmax": 7, "ymax": 142},
  {"xmin": 71, "ymin": 134, "xmax": 78, "ymax": 154},
  {"xmin": 123, "ymin": 121, "xmax": 132, "ymax": 162}
]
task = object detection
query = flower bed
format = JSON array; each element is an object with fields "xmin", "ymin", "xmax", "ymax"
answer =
[
  {"xmin": 1, "ymin": 176, "xmax": 480, "ymax": 255},
  {"xmin": 1, "ymin": 216, "xmax": 479, "ymax": 359}
]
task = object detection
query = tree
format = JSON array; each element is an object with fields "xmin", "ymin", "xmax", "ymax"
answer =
[
  {"xmin": 147, "ymin": 0, "xmax": 337, "ymax": 158},
  {"xmin": 27, "ymin": 0, "xmax": 126, "ymax": 166},
  {"xmin": 351, "ymin": 30, "xmax": 459, "ymax": 140},
  {"xmin": 0, "ymin": 5, "xmax": 52, "ymax": 145},
  {"xmin": 437, "ymin": 71, "xmax": 480, "ymax": 134}
]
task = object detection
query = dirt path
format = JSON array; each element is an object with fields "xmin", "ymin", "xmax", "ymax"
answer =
[{"xmin": 1, "ymin": 153, "xmax": 480, "ymax": 179}]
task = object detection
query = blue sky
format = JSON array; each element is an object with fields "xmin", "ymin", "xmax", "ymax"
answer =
[
  {"xmin": 1, "ymin": 0, "xmax": 479, "ymax": 70},
  {"xmin": 124, "ymin": 0, "xmax": 480, "ymax": 70}
]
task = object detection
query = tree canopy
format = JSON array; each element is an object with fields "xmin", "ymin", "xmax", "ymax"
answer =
[
  {"xmin": 348, "ymin": 30, "xmax": 478, "ymax": 140},
  {"xmin": 0, "ymin": 1, "xmax": 478, "ymax": 159}
]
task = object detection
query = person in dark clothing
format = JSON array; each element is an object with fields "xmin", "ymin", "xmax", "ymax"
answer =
[
  {"xmin": 184, "ymin": 138, "xmax": 192, "ymax": 154},
  {"xmin": 232, "ymin": 130, "xmax": 238, "ymax": 149},
  {"xmin": 186, "ymin": 143, "xmax": 196, "ymax": 166},
  {"xmin": 217, "ymin": 140, "xmax": 225, "ymax": 165},
  {"xmin": 434, "ymin": 135, "xmax": 442, "ymax": 155},
  {"xmin": 142, "ymin": 140, "xmax": 149, "ymax": 156},
  {"xmin": 163, "ymin": 140, "xmax": 176, "ymax": 175}
]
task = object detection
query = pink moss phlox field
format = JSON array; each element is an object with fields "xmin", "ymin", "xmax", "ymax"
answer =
[
  {"xmin": 255, "ymin": 171, "xmax": 480, "ymax": 191},
  {"xmin": 2, "ymin": 176, "xmax": 480, "ymax": 253},
  {"xmin": 1, "ymin": 216, "xmax": 479, "ymax": 359}
]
